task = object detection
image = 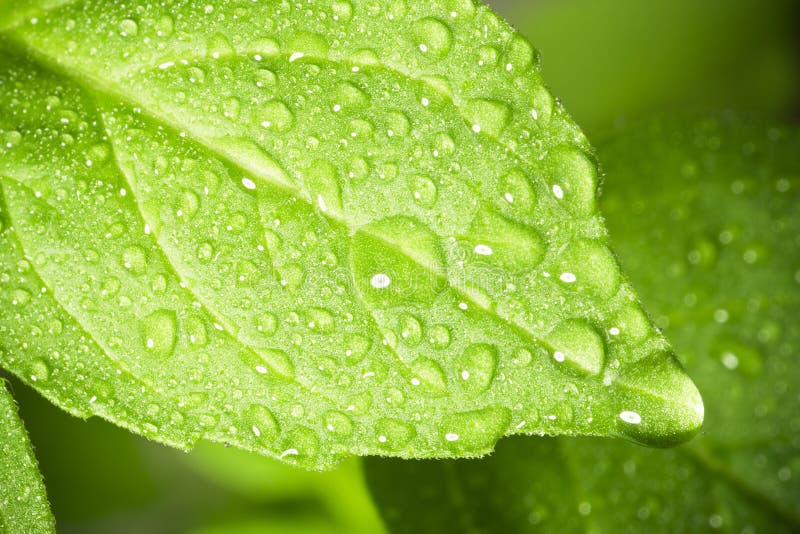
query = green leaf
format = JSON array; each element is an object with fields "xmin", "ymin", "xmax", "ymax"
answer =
[
  {"xmin": 0, "ymin": 0, "xmax": 701, "ymax": 469},
  {"xmin": 366, "ymin": 116, "xmax": 800, "ymax": 531},
  {"xmin": 0, "ymin": 381, "xmax": 55, "ymax": 533}
]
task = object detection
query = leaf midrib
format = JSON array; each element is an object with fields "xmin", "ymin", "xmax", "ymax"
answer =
[{"xmin": 0, "ymin": 29, "xmax": 572, "ymax": 378}]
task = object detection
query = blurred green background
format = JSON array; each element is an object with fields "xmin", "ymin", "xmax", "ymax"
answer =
[{"xmin": 6, "ymin": 0, "xmax": 799, "ymax": 532}]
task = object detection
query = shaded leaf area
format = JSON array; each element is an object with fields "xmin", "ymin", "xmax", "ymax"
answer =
[
  {"xmin": 8, "ymin": 375, "xmax": 384, "ymax": 534},
  {"xmin": 366, "ymin": 116, "xmax": 800, "ymax": 532},
  {"xmin": 0, "ymin": 380, "xmax": 54, "ymax": 533},
  {"xmin": 0, "ymin": 0, "xmax": 700, "ymax": 469}
]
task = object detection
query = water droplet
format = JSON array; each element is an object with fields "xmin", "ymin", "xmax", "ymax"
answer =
[
  {"xmin": 29, "ymin": 359, "xmax": 50, "ymax": 382},
  {"xmin": 464, "ymin": 99, "xmax": 510, "ymax": 138},
  {"xmin": 331, "ymin": 0, "xmax": 354, "ymax": 22},
  {"xmin": 375, "ymin": 418, "xmax": 416, "ymax": 449},
  {"xmin": 11, "ymin": 288, "xmax": 32, "ymax": 307},
  {"xmin": 303, "ymin": 161, "xmax": 342, "ymax": 215},
  {"xmin": 477, "ymin": 45, "xmax": 499, "ymax": 67},
  {"xmin": 428, "ymin": 324, "xmax": 451, "ymax": 349},
  {"xmin": 352, "ymin": 217, "xmax": 446, "ymax": 305},
  {"xmin": 325, "ymin": 410, "xmax": 354, "ymax": 435},
  {"xmin": 612, "ymin": 352, "xmax": 704, "ymax": 446},
  {"xmin": 385, "ymin": 111, "xmax": 411, "ymax": 137},
  {"xmin": 612, "ymin": 304, "xmax": 652, "ymax": 348},
  {"xmin": 286, "ymin": 31, "xmax": 329, "ymax": 59},
  {"xmin": 398, "ymin": 313, "xmax": 423, "ymax": 346},
  {"xmin": 117, "ymin": 18, "xmax": 138, "ymax": 37},
  {"xmin": 281, "ymin": 426, "xmax": 320, "ymax": 465},
  {"xmin": 546, "ymin": 320, "xmax": 605, "ymax": 376},
  {"xmin": 555, "ymin": 240, "xmax": 620, "ymax": 298},
  {"xmin": 141, "ymin": 309, "xmax": 178, "ymax": 358},
  {"xmin": 238, "ymin": 347, "xmax": 293, "ymax": 379},
  {"xmin": 197, "ymin": 242, "xmax": 214, "ymax": 262},
  {"xmin": 345, "ymin": 333, "xmax": 371, "ymax": 364},
  {"xmin": 306, "ymin": 307, "xmax": 335, "ymax": 333},
  {"xmin": 235, "ymin": 260, "xmax": 259, "ymax": 287},
  {"xmin": 456, "ymin": 344, "xmax": 498, "ymax": 395},
  {"xmin": 121, "ymin": 246, "xmax": 147, "ymax": 275},
  {"xmin": 503, "ymin": 34, "xmax": 535, "ymax": 72},
  {"xmin": 185, "ymin": 316, "xmax": 208, "ymax": 346},
  {"xmin": 277, "ymin": 263, "xmax": 305, "ymax": 292},
  {"xmin": 259, "ymin": 100, "xmax": 295, "ymax": 132},
  {"xmin": 464, "ymin": 210, "xmax": 544, "ymax": 271},
  {"xmin": 409, "ymin": 357, "xmax": 447, "ymax": 396},
  {"xmin": 155, "ymin": 15, "xmax": 174, "ymax": 37},
  {"xmin": 257, "ymin": 312, "xmax": 278, "ymax": 336},
  {"xmin": 223, "ymin": 97, "xmax": 241, "ymax": 120},
  {"xmin": 336, "ymin": 81, "xmax": 370, "ymax": 108},
  {"xmin": 545, "ymin": 147, "xmax": 597, "ymax": 216},
  {"xmin": 409, "ymin": 175, "xmax": 437, "ymax": 207},
  {"xmin": 412, "ymin": 18, "xmax": 452, "ymax": 57},
  {"xmin": 619, "ymin": 410, "xmax": 642, "ymax": 424},
  {"xmin": 207, "ymin": 33, "xmax": 234, "ymax": 58},
  {"xmin": 500, "ymin": 168, "xmax": 536, "ymax": 215},
  {"xmin": 440, "ymin": 405, "xmax": 511, "ymax": 451}
]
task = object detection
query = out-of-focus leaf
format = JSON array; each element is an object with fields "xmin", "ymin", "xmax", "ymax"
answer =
[
  {"xmin": 491, "ymin": 0, "xmax": 800, "ymax": 133},
  {"xmin": 0, "ymin": 381, "xmax": 54, "ymax": 533},
  {"xmin": 366, "ymin": 116, "xmax": 800, "ymax": 532}
]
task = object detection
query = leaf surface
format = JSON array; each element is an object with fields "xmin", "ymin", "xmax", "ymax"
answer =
[
  {"xmin": 0, "ymin": 381, "xmax": 55, "ymax": 533},
  {"xmin": 366, "ymin": 116, "xmax": 800, "ymax": 531},
  {"xmin": 0, "ymin": 0, "xmax": 700, "ymax": 469}
]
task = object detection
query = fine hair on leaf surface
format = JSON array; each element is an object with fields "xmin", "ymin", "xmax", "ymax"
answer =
[{"xmin": 0, "ymin": 0, "xmax": 701, "ymax": 473}]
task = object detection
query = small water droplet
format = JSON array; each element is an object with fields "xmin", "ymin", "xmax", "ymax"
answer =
[
  {"xmin": 395, "ymin": 313, "xmax": 422, "ymax": 347},
  {"xmin": 11, "ymin": 288, "xmax": 32, "ymax": 307},
  {"xmin": 428, "ymin": 324, "xmax": 451, "ymax": 349},
  {"xmin": 117, "ymin": 18, "xmax": 138, "ymax": 37},
  {"xmin": 375, "ymin": 418, "xmax": 416, "ymax": 449},
  {"xmin": 324, "ymin": 410, "xmax": 354, "ymax": 435},
  {"xmin": 456, "ymin": 344, "xmax": 498, "ymax": 396},
  {"xmin": 409, "ymin": 175, "xmax": 438, "ymax": 207},
  {"xmin": 121, "ymin": 246, "xmax": 147, "ymax": 275},
  {"xmin": 141, "ymin": 309, "xmax": 178, "ymax": 358},
  {"xmin": 259, "ymin": 100, "xmax": 295, "ymax": 132}
]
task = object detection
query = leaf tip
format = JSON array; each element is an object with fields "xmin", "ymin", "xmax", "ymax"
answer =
[{"xmin": 611, "ymin": 351, "xmax": 704, "ymax": 447}]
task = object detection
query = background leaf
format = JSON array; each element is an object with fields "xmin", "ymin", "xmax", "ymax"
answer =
[
  {"xmin": 0, "ymin": 0, "xmax": 700, "ymax": 470},
  {"xmin": 491, "ymin": 0, "xmax": 800, "ymax": 136},
  {"xmin": 0, "ymin": 381, "xmax": 54, "ymax": 533},
  {"xmin": 365, "ymin": 115, "xmax": 800, "ymax": 532}
]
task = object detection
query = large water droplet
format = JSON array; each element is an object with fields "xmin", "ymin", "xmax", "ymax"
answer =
[{"xmin": 117, "ymin": 18, "xmax": 138, "ymax": 37}]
